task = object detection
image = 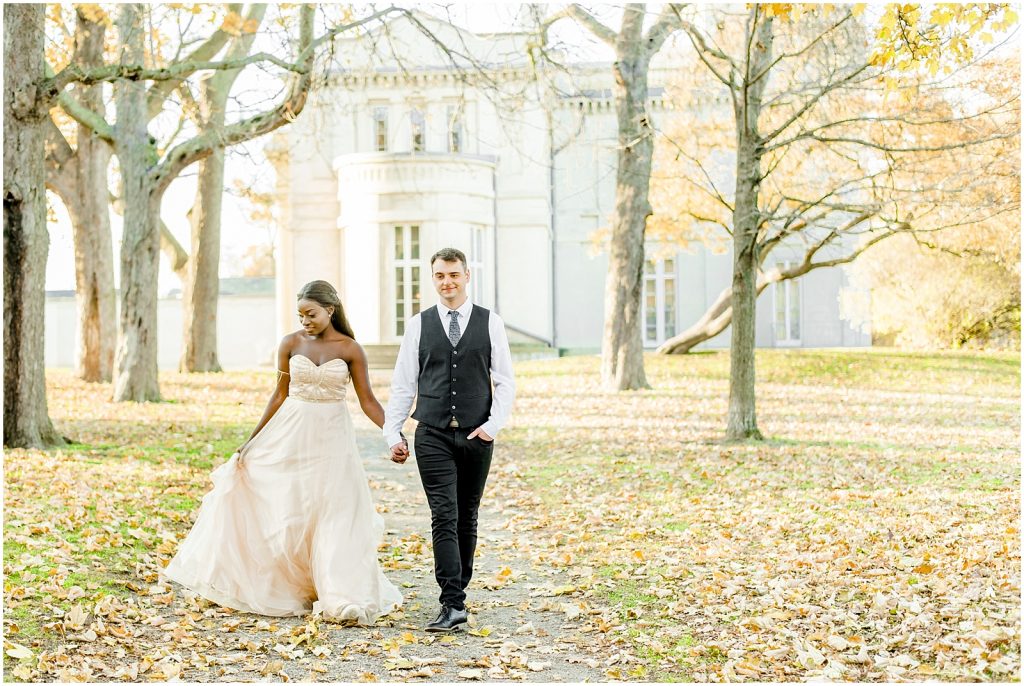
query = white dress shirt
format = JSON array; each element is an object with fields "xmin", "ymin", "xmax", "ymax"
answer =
[{"xmin": 384, "ymin": 299, "xmax": 516, "ymax": 449}]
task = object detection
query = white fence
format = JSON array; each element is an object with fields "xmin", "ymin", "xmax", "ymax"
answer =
[{"xmin": 45, "ymin": 294, "xmax": 279, "ymax": 370}]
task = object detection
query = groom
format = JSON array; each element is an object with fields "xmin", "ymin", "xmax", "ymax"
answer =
[{"xmin": 384, "ymin": 247, "xmax": 516, "ymax": 632}]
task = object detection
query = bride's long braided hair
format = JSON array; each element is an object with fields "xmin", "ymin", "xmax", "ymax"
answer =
[{"xmin": 297, "ymin": 280, "xmax": 356, "ymax": 339}]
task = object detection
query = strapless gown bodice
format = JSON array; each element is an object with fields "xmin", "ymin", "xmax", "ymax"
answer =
[{"xmin": 288, "ymin": 354, "xmax": 350, "ymax": 402}]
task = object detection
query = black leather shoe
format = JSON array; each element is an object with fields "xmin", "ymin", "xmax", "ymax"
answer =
[{"xmin": 425, "ymin": 605, "xmax": 468, "ymax": 632}]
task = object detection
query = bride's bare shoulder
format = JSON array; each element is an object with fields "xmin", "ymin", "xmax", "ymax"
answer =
[
  {"xmin": 337, "ymin": 337, "xmax": 367, "ymax": 364},
  {"xmin": 278, "ymin": 331, "xmax": 306, "ymax": 354}
]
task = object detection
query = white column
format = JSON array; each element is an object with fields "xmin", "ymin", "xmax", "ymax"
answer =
[{"xmin": 342, "ymin": 221, "xmax": 383, "ymax": 344}]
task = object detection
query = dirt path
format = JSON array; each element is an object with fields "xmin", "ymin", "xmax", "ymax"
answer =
[{"xmin": 159, "ymin": 419, "xmax": 607, "ymax": 682}]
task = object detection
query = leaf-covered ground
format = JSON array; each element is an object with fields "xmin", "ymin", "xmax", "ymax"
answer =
[{"xmin": 4, "ymin": 349, "xmax": 1020, "ymax": 681}]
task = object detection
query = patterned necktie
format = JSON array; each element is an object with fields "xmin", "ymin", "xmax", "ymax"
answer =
[{"xmin": 447, "ymin": 310, "xmax": 461, "ymax": 347}]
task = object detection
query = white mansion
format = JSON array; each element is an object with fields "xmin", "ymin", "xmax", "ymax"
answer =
[{"xmin": 266, "ymin": 12, "xmax": 871, "ymax": 354}]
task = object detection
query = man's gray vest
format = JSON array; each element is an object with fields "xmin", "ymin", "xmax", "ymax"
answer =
[{"xmin": 412, "ymin": 305, "xmax": 492, "ymax": 429}]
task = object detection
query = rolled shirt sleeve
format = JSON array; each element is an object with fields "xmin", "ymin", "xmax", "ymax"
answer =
[{"xmin": 383, "ymin": 314, "xmax": 421, "ymax": 449}]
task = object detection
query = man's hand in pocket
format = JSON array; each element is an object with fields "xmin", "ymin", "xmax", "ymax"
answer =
[{"xmin": 467, "ymin": 427, "xmax": 493, "ymax": 442}]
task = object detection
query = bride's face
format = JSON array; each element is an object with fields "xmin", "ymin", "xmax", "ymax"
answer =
[{"xmin": 297, "ymin": 299, "xmax": 334, "ymax": 336}]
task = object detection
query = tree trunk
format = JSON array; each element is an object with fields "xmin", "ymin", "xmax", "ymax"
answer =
[
  {"xmin": 725, "ymin": 9, "xmax": 773, "ymax": 441},
  {"xmin": 112, "ymin": 4, "xmax": 161, "ymax": 402},
  {"xmin": 657, "ymin": 286, "xmax": 735, "ymax": 354},
  {"xmin": 3, "ymin": 4, "xmax": 64, "ymax": 447},
  {"xmin": 726, "ymin": 142, "xmax": 763, "ymax": 440},
  {"xmin": 658, "ymin": 273, "xmax": 780, "ymax": 354},
  {"xmin": 70, "ymin": 9, "xmax": 116, "ymax": 382},
  {"xmin": 180, "ymin": 5, "xmax": 266, "ymax": 373},
  {"xmin": 601, "ymin": 6, "xmax": 654, "ymax": 391},
  {"xmin": 179, "ymin": 81, "xmax": 240, "ymax": 375},
  {"xmin": 180, "ymin": 148, "xmax": 224, "ymax": 372}
]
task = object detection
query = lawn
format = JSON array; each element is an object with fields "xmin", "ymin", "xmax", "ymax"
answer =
[
  {"xmin": 3, "ymin": 349, "xmax": 1020, "ymax": 681},
  {"xmin": 496, "ymin": 349, "xmax": 1020, "ymax": 681}
]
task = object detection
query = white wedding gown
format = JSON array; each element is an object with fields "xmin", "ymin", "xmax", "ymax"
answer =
[{"xmin": 163, "ymin": 354, "xmax": 403, "ymax": 623}]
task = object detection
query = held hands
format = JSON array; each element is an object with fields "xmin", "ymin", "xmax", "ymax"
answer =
[
  {"xmin": 389, "ymin": 427, "xmax": 491, "ymax": 464},
  {"xmin": 468, "ymin": 427, "xmax": 493, "ymax": 442},
  {"xmin": 390, "ymin": 438, "xmax": 410, "ymax": 464}
]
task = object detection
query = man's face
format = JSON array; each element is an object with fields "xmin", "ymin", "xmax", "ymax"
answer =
[{"xmin": 432, "ymin": 259, "xmax": 470, "ymax": 305}]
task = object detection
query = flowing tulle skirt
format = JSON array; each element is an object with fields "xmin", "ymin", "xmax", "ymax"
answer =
[{"xmin": 164, "ymin": 397, "xmax": 402, "ymax": 623}]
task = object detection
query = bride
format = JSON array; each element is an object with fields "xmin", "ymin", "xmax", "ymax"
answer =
[{"xmin": 164, "ymin": 280, "xmax": 403, "ymax": 623}]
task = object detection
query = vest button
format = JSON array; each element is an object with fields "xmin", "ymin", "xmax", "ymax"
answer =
[
  {"xmin": 452, "ymin": 391, "xmax": 457, "ymax": 395},
  {"xmin": 453, "ymin": 364, "xmax": 457, "ymax": 368},
  {"xmin": 451, "ymin": 405, "xmax": 456, "ymax": 410},
  {"xmin": 453, "ymin": 351, "xmax": 458, "ymax": 355}
]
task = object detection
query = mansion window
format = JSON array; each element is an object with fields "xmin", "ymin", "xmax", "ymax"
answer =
[
  {"xmin": 642, "ymin": 255, "xmax": 677, "ymax": 346},
  {"xmin": 373, "ymin": 106, "xmax": 388, "ymax": 152},
  {"xmin": 410, "ymin": 108, "xmax": 425, "ymax": 152},
  {"xmin": 469, "ymin": 225, "xmax": 485, "ymax": 304},
  {"xmin": 394, "ymin": 225, "xmax": 421, "ymax": 336},
  {"xmin": 447, "ymin": 105, "xmax": 462, "ymax": 153},
  {"xmin": 774, "ymin": 261, "xmax": 801, "ymax": 344}
]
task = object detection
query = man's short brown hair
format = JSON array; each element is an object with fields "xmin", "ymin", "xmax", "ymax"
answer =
[{"xmin": 430, "ymin": 247, "xmax": 468, "ymax": 270}]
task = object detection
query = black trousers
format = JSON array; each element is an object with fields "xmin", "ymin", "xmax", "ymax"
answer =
[{"xmin": 414, "ymin": 423, "xmax": 494, "ymax": 610}]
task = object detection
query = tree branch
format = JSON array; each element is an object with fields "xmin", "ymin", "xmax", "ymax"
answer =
[
  {"xmin": 747, "ymin": 10, "xmax": 853, "ymax": 87},
  {"xmin": 160, "ymin": 219, "xmax": 190, "ymax": 275},
  {"xmin": 44, "ymin": 122, "xmax": 76, "ymax": 200},
  {"xmin": 786, "ymin": 130, "xmax": 1017, "ymax": 154},
  {"xmin": 44, "ymin": 115, "xmax": 75, "ymax": 169},
  {"xmin": 145, "ymin": 3, "xmax": 243, "ymax": 119},
  {"xmin": 674, "ymin": 6, "xmax": 735, "ymax": 64},
  {"xmin": 151, "ymin": 4, "xmax": 317, "ymax": 195},
  {"xmin": 765, "ymin": 94, "xmax": 1020, "ymax": 150},
  {"xmin": 56, "ymin": 89, "xmax": 115, "ymax": 143},
  {"xmin": 643, "ymin": 3, "xmax": 687, "ymax": 59},
  {"xmin": 40, "ymin": 7, "xmax": 399, "ymax": 107},
  {"xmin": 209, "ymin": 4, "xmax": 268, "ymax": 95},
  {"xmin": 761, "ymin": 61, "xmax": 873, "ymax": 144},
  {"xmin": 546, "ymin": 5, "xmax": 617, "ymax": 47},
  {"xmin": 785, "ymin": 228, "xmax": 897, "ymax": 273}
]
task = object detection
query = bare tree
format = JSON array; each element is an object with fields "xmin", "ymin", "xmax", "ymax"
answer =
[
  {"xmin": 179, "ymin": 4, "xmax": 268, "ymax": 373},
  {"xmin": 537, "ymin": 4, "xmax": 684, "ymax": 391},
  {"xmin": 46, "ymin": 6, "xmax": 243, "ymax": 382},
  {"xmin": 58, "ymin": 3, "xmax": 321, "ymax": 401},
  {"xmin": 655, "ymin": 6, "xmax": 1018, "ymax": 439},
  {"xmin": 4, "ymin": 4, "xmax": 64, "ymax": 447},
  {"xmin": 4, "ymin": 5, "xmax": 404, "ymax": 447},
  {"xmin": 45, "ymin": 8, "xmax": 115, "ymax": 383}
]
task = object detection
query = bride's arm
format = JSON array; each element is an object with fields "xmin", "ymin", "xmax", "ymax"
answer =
[
  {"xmin": 239, "ymin": 336, "xmax": 294, "ymax": 451},
  {"xmin": 347, "ymin": 342, "xmax": 386, "ymax": 429}
]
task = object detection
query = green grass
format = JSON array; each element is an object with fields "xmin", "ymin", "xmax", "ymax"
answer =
[
  {"xmin": 663, "ymin": 522, "xmax": 691, "ymax": 533},
  {"xmin": 66, "ymin": 435, "xmax": 247, "ymax": 469},
  {"xmin": 506, "ymin": 349, "xmax": 1020, "ymax": 682},
  {"xmin": 515, "ymin": 348, "xmax": 1020, "ymax": 396},
  {"xmin": 4, "ymin": 351, "xmax": 1019, "ymax": 682},
  {"xmin": 605, "ymin": 581, "xmax": 659, "ymax": 611},
  {"xmin": 159, "ymin": 494, "xmax": 200, "ymax": 512}
]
